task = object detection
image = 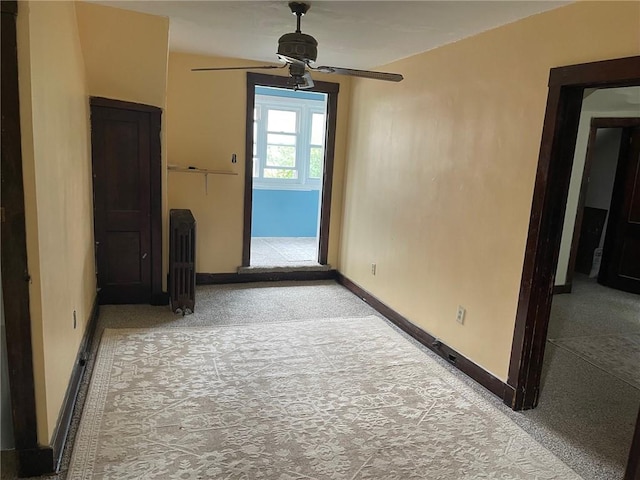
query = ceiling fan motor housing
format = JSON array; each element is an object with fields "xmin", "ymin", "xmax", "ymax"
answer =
[{"xmin": 278, "ymin": 32, "xmax": 318, "ymax": 63}]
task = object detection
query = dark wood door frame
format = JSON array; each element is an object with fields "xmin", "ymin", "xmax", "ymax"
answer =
[
  {"xmin": 506, "ymin": 55, "xmax": 640, "ymax": 412},
  {"xmin": 626, "ymin": 407, "xmax": 640, "ymax": 480},
  {"xmin": 563, "ymin": 117, "xmax": 640, "ymax": 291},
  {"xmin": 1, "ymin": 0, "xmax": 40, "ymax": 466},
  {"xmin": 242, "ymin": 73, "xmax": 339, "ymax": 267},
  {"xmin": 90, "ymin": 97, "xmax": 164, "ymax": 305}
]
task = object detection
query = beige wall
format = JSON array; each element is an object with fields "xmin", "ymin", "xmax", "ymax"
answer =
[
  {"xmin": 340, "ymin": 1, "xmax": 640, "ymax": 380},
  {"xmin": 75, "ymin": 2, "xmax": 169, "ymax": 108},
  {"xmin": 75, "ymin": 2, "xmax": 170, "ymax": 287},
  {"xmin": 166, "ymin": 52, "xmax": 351, "ymax": 272},
  {"xmin": 17, "ymin": 1, "xmax": 95, "ymax": 444}
]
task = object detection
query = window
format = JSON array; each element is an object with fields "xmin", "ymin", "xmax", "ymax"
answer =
[{"xmin": 252, "ymin": 88, "xmax": 327, "ymax": 189}]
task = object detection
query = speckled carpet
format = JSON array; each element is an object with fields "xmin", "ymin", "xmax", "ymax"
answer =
[
  {"xmin": 548, "ymin": 333, "xmax": 640, "ymax": 389},
  {"xmin": 68, "ymin": 316, "xmax": 581, "ymax": 479}
]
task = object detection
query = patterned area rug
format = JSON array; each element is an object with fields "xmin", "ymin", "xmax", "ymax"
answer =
[
  {"xmin": 69, "ymin": 316, "xmax": 581, "ymax": 479},
  {"xmin": 549, "ymin": 333, "xmax": 640, "ymax": 389}
]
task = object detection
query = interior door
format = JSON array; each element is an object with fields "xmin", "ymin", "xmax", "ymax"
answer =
[
  {"xmin": 599, "ymin": 126, "xmax": 640, "ymax": 293},
  {"xmin": 91, "ymin": 101, "xmax": 160, "ymax": 304}
]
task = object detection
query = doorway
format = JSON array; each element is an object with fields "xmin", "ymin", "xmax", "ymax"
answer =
[
  {"xmin": 250, "ymin": 86, "xmax": 328, "ymax": 267},
  {"xmin": 506, "ymin": 56, "xmax": 640, "ymax": 411},
  {"xmin": 242, "ymin": 73, "xmax": 339, "ymax": 269},
  {"xmin": 564, "ymin": 117, "xmax": 640, "ymax": 292},
  {"xmin": 505, "ymin": 56, "xmax": 640, "ymax": 478}
]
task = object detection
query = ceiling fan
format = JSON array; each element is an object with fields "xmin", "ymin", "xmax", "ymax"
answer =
[{"xmin": 192, "ymin": 2, "xmax": 404, "ymax": 90}]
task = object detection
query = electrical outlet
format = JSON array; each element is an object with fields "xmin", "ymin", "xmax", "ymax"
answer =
[
  {"xmin": 73, "ymin": 310, "xmax": 77, "ymax": 329},
  {"xmin": 456, "ymin": 306, "xmax": 466, "ymax": 325},
  {"xmin": 371, "ymin": 263, "xmax": 377, "ymax": 275}
]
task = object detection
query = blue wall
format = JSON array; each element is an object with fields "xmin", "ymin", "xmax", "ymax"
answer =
[
  {"xmin": 256, "ymin": 86, "xmax": 326, "ymax": 102},
  {"xmin": 252, "ymin": 189, "xmax": 320, "ymax": 237}
]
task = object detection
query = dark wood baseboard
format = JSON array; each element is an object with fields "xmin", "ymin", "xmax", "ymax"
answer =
[
  {"xmin": 197, "ymin": 270, "xmax": 338, "ymax": 285},
  {"xmin": 28, "ymin": 296, "xmax": 100, "ymax": 476},
  {"xmin": 552, "ymin": 284, "xmax": 572, "ymax": 295},
  {"xmin": 17, "ymin": 447, "xmax": 54, "ymax": 477},
  {"xmin": 150, "ymin": 291, "xmax": 170, "ymax": 306},
  {"xmin": 336, "ymin": 273, "xmax": 509, "ymax": 401}
]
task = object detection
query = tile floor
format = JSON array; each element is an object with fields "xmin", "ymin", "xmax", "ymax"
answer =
[{"xmin": 250, "ymin": 237, "xmax": 319, "ymax": 267}]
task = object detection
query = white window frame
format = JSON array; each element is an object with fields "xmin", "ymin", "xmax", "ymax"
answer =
[{"xmin": 253, "ymin": 92, "xmax": 327, "ymax": 191}]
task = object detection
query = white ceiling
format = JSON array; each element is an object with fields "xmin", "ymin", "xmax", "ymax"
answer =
[
  {"xmin": 93, "ymin": 1, "xmax": 569, "ymax": 69},
  {"xmin": 583, "ymin": 87, "xmax": 640, "ymax": 113}
]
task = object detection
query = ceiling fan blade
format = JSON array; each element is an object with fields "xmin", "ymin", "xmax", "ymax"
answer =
[
  {"xmin": 313, "ymin": 66, "xmax": 403, "ymax": 82},
  {"xmin": 192, "ymin": 64, "xmax": 286, "ymax": 72}
]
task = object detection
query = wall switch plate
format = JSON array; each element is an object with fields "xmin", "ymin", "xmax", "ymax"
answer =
[
  {"xmin": 371, "ymin": 263, "xmax": 377, "ymax": 275},
  {"xmin": 456, "ymin": 306, "xmax": 466, "ymax": 325}
]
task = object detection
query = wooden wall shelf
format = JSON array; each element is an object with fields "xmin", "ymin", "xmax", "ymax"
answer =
[
  {"xmin": 168, "ymin": 165, "xmax": 237, "ymax": 176},
  {"xmin": 168, "ymin": 165, "xmax": 238, "ymax": 194}
]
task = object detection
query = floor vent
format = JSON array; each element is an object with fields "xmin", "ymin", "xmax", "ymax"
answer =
[{"xmin": 169, "ymin": 209, "xmax": 196, "ymax": 314}]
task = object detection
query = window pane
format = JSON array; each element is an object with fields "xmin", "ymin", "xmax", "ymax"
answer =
[
  {"xmin": 267, "ymin": 145, "xmax": 295, "ymax": 167},
  {"xmin": 309, "ymin": 147, "xmax": 323, "ymax": 178},
  {"xmin": 268, "ymin": 110, "xmax": 297, "ymax": 133},
  {"xmin": 264, "ymin": 168, "xmax": 298, "ymax": 179},
  {"xmin": 267, "ymin": 133, "xmax": 296, "ymax": 146},
  {"xmin": 253, "ymin": 158, "xmax": 259, "ymax": 177},
  {"xmin": 311, "ymin": 113, "xmax": 325, "ymax": 145}
]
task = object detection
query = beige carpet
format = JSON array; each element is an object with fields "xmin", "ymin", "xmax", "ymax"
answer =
[
  {"xmin": 549, "ymin": 333, "xmax": 640, "ymax": 390},
  {"xmin": 69, "ymin": 316, "xmax": 581, "ymax": 479}
]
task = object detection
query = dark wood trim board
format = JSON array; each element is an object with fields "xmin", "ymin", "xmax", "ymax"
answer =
[
  {"xmin": 242, "ymin": 78, "xmax": 255, "ymax": 267},
  {"xmin": 90, "ymin": 96, "xmax": 162, "ymax": 114},
  {"xmin": 16, "ymin": 297, "xmax": 100, "ymax": 477},
  {"xmin": 552, "ymin": 284, "xmax": 572, "ymax": 295},
  {"xmin": 197, "ymin": 270, "xmax": 337, "ymax": 285},
  {"xmin": 508, "ymin": 55, "xmax": 640, "ymax": 411},
  {"xmin": 335, "ymin": 273, "xmax": 509, "ymax": 400},
  {"xmin": 1, "ymin": 0, "xmax": 39, "ymax": 464},
  {"xmin": 626, "ymin": 407, "xmax": 640, "ymax": 480},
  {"xmin": 243, "ymin": 73, "xmax": 340, "ymax": 267},
  {"xmin": 49, "ymin": 297, "xmax": 99, "ymax": 472}
]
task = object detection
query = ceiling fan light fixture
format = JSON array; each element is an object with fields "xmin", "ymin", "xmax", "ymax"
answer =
[{"xmin": 277, "ymin": 32, "xmax": 318, "ymax": 63}]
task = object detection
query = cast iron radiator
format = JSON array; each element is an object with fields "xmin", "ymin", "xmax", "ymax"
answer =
[{"xmin": 169, "ymin": 209, "xmax": 196, "ymax": 314}]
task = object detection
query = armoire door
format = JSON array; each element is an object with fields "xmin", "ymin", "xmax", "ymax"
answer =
[{"xmin": 91, "ymin": 98, "xmax": 162, "ymax": 304}]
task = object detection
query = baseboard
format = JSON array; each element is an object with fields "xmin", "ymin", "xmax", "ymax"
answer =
[
  {"xmin": 502, "ymin": 383, "xmax": 517, "ymax": 408},
  {"xmin": 336, "ymin": 273, "xmax": 509, "ymax": 401},
  {"xmin": 17, "ymin": 447, "xmax": 54, "ymax": 477},
  {"xmin": 150, "ymin": 291, "xmax": 170, "ymax": 306},
  {"xmin": 553, "ymin": 284, "xmax": 572, "ymax": 295},
  {"xmin": 197, "ymin": 270, "xmax": 338, "ymax": 284},
  {"xmin": 45, "ymin": 296, "xmax": 100, "ymax": 474}
]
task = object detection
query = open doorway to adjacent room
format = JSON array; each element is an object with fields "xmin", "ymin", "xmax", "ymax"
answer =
[
  {"xmin": 242, "ymin": 74, "xmax": 339, "ymax": 271},
  {"xmin": 509, "ymin": 71, "xmax": 640, "ymax": 479},
  {"xmin": 250, "ymin": 86, "xmax": 327, "ymax": 267}
]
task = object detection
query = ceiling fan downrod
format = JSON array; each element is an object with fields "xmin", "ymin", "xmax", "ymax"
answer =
[{"xmin": 289, "ymin": 2, "xmax": 310, "ymax": 33}]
